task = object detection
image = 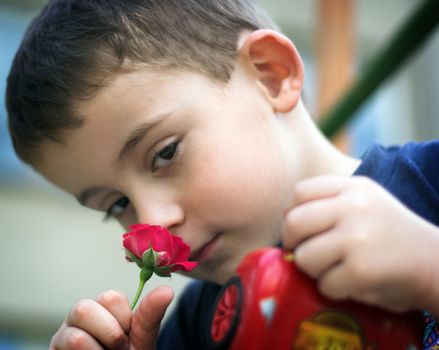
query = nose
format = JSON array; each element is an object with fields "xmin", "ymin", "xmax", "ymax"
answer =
[{"xmin": 131, "ymin": 194, "xmax": 185, "ymax": 233}]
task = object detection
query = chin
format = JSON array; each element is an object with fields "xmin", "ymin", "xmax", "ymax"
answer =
[{"xmin": 189, "ymin": 259, "xmax": 240, "ymax": 285}]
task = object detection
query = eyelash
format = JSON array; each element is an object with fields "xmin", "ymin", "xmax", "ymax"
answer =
[
  {"xmin": 104, "ymin": 196, "xmax": 130, "ymax": 222},
  {"xmin": 103, "ymin": 141, "xmax": 181, "ymax": 221},
  {"xmin": 151, "ymin": 140, "xmax": 180, "ymax": 172}
]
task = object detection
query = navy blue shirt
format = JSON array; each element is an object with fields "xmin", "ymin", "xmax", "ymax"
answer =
[
  {"xmin": 354, "ymin": 142, "xmax": 439, "ymax": 227},
  {"xmin": 158, "ymin": 141, "xmax": 439, "ymax": 349}
]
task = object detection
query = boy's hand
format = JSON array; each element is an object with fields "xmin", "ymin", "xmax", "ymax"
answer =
[
  {"xmin": 282, "ymin": 175, "xmax": 439, "ymax": 314},
  {"xmin": 49, "ymin": 286, "xmax": 174, "ymax": 350}
]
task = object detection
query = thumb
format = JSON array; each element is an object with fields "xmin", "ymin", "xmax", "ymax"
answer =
[{"xmin": 129, "ymin": 285, "xmax": 174, "ymax": 350}]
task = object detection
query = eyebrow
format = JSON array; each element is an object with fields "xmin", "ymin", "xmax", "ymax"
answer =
[
  {"xmin": 77, "ymin": 186, "xmax": 106, "ymax": 206},
  {"xmin": 76, "ymin": 123, "xmax": 156, "ymax": 206},
  {"xmin": 77, "ymin": 112, "xmax": 173, "ymax": 206},
  {"xmin": 117, "ymin": 109, "xmax": 178, "ymax": 164},
  {"xmin": 117, "ymin": 121, "xmax": 160, "ymax": 163}
]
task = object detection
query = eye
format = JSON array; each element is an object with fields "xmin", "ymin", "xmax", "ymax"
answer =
[
  {"xmin": 151, "ymin": 141, "xmax": 179, "ymax": 172},
  {"xmin": 104, "ymin": 196, "xmax": 130, "ymax": 221}
]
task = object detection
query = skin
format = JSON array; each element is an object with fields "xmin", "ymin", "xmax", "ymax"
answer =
[
  {"xmin": 33, "ymin": 30, "xmax": 438, "ymax": 349},
  {"xmin": 282, "ymin": 175, "xmax": 439, "ymax": 318}
]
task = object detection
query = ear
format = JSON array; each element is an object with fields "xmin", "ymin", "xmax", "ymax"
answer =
[{"xmin": 239, "ymin": 29, "xmax": 304, "ymax": 113}]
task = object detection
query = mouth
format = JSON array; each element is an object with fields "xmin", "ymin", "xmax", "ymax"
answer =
[{"xmin": 189, "ymin": 232, "xmax": 222, "ymax": 263}]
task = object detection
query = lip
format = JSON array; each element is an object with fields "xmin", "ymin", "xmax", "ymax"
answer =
[{"xmin": 190, "ymin": 233, "xmax": 222, "ymax": 263}]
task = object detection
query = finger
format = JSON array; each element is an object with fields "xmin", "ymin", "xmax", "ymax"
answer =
[
  {"xmin": 292, "ymin": 175, "xmax": 347, "ymax": 207},
  {"xmin": 50, "ymin": 325, "xmax": 103, "ymax": 350},
  {"xmin": 283, "ymin": 197, "xmax": 339, "ymax": 248},
  {"xmin": 130, "ymin": 285, "xmax": 174, "ymax": 350},
  {"xmin": 67, "ymin": 299, "xmax": 128, "ymax": 350},
  {"xmin": 96, "ymin": 290, "xmax": 131, "ymax": 334},
  {"xmin": 294, "ymin": 231, "xmax": 345, "ymax": 279},
  {"xmin": 317, "ymin": 263, "xmax": 351, "ymax": 301},
  {"xmin": 49, "ymin": 322, "xmax": 68, "ymax": 350}
]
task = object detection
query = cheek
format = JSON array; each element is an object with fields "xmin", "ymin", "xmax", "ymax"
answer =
[{"xmin": 186, "ymin": 144, "xmax": 291, "ymax": 223}]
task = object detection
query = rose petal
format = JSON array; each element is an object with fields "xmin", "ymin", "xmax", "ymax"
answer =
[
  {"xmin": 168, "ymin": 235, "xmax": 191, "ymax": 262},
  {"xmin": 123, "ymin": 231, "xmax": 150, "ymax": 259},
  {"xmin": 126, "ymin": 224, "xmax": 152, "ymax": 256},
  {"xmin": 156, "ymin": 251, "xmax": 171, "ymax": 266},
  {"xmin": 123, "ymin": 224, "xmax": 197, "ymax": 274},
  {"xmin": 168, "ymin": 261, "xmax": 198, "ymax": 273},
  {"xmin": 147, "ymin": 226, "xmax": 175, "ymax": 255},
  {"xmin": 123, "ymin": 225, "xmax": 169, "ymax": 259}
]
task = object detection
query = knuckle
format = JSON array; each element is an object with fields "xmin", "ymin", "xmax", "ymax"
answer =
[
  {"xmin": 347, "ymin": 229, "xmax": 369, "ymax": 246},
  {"xmin": 349, "ymin": 178, "xmax": 381, "ymax": 202},
  {"xmin": 70, "ymin": 299, "xmax": 95, "ymax": 322},
  {"xmin": 66, "ymin": 329, "xmax": 88, "ymax": 349},
  {"xmin": 341, "ymin": 190, "xmax": 371, "ymax": 214},
  {"xmin": 346, "ymin": 260, "xmax": 372, "ymax": 284},
  {"xmin": 97, "ymin": 289, "xmax": 124, "ymax": 306},
  {"xmin": 49, "ymin": 322, "xmax": 67, "ymax": 349},
  {"xmin": 49, "ymin": 333, "xmax": 58, "ymax": 349},
  {"xmin": 104, "ymin": 328, "xmax": 126, "ymax": 348}
]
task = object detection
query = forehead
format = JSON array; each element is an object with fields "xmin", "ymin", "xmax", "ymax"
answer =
[{"xmin": 35, "ymin": 68, "xmax": 227, "ymax": 194}]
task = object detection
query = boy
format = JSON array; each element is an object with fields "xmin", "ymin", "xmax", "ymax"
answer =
[{"xmin": 6, "ymin": 0, "xmax": 439, "ymax": 349}]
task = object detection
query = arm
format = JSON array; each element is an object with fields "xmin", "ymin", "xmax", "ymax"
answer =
[
  {"xmin": 282, "ymin": 175, "xmax": 439, "ymax": 318},
  {"xmin": 49, "ymin": 286, "xmax": 173, "ymax": 350}
]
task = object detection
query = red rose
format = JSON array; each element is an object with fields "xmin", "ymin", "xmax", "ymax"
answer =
[
  {"xmin": 122, "ymin": 224, "xmax": 197, "ymax": 309},
  {"xmin": 123, "ymin": 224, "xmax": 197, "ymax": 273}
]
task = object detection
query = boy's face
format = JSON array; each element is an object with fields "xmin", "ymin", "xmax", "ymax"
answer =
[{"xmin": 36, "ymin": 63, "xmax": 301, "ymax": 284}]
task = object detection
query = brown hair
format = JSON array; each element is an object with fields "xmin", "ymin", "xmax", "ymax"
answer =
[{"xmin": 6, "ymin": 0, "xmax": 277, "ymax": 164}]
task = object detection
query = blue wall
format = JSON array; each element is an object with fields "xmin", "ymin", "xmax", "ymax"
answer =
[{"xmin": 0, "ymin": 8, "xmax": 34, "ymax": 181}]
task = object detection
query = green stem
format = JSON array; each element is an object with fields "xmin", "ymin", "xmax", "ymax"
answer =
[{"xmin": 130, "ymin": 268, "xmax": 153, "ymax": 310}]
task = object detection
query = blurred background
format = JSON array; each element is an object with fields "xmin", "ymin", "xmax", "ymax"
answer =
[{"xmin": 0, "ymin": 0, "xmax": 438, "ymax": 349}]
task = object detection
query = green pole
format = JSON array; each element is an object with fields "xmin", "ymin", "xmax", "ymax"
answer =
[{"xmin": 319, "ymin": 0, "xmax": 439, "ymax": 138}]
